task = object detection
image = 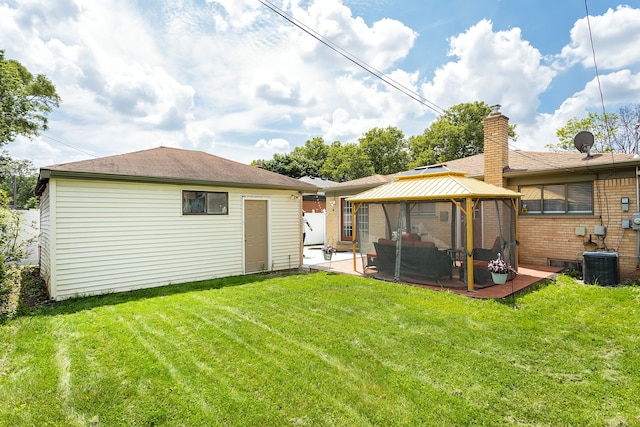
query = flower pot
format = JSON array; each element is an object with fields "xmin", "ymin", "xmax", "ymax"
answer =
[
  {"xmin": 323, "ymin": 253, "xmax": 333, "ymax": 261},
  {"xmin": 491, "ymin": 272, "xmax": 508, "ymax": 284}
]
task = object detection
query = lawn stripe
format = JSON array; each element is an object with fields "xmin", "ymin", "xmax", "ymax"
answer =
[
  {"xmin": 54, "ymin": 332, "xmax": 85, "ymax": 426},
  {"xmin": 187, "ymin": 287, "xmax": 486, "ymax": 421},
  {"xmin": 168, "ymin": 295, "xmax": 373, "ymax": 423},
  {"xmin": 112, "ymin": 311, "xmax": 224, "ymax": 419}
]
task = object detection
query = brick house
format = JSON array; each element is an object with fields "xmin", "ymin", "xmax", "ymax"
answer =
[{"xmin": 324, "ymin": 108, "xmax": 640, "ymax": 281}]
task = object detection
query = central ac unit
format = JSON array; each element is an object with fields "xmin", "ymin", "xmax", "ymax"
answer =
[{"xmin": 582, "ymin": 252, "xmax": 619, "ymax": 286}]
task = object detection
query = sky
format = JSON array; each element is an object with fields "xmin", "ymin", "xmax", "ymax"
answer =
[{"xmin": 2, "ymin": 0, "xmax": 640, "ymax": 169}]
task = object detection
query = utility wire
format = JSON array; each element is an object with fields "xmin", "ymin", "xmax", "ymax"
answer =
[
  {"xmin": 258, "ymin": 0, "xmax": 445, "ymax": 115},
  {"xmin": 42, "ymin": 133, "xmax": 98, "ymax": 158},
  {"xmin": 584, "ymin": 0, "xmax": 616, "ymax": 156}
]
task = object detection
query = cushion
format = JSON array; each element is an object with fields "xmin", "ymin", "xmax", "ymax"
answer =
[
  {"xmin": 378, "ymin": 238, "xmax": 396, "ymax": 246},
  {"xmin": 401, "ymin": 233, "xmax": 421, "ymax": 241},
  {"xmin": 414, "ymin": 240, "xmax": 436, "ymax": 247}
]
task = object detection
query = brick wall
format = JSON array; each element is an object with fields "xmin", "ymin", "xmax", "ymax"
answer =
[{"xmin": 518, "ymin": 177, "xmax": 640, "ymax": 279}]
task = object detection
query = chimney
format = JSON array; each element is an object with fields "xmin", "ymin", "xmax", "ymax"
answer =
[{"xmin": 483, "ymin": 104, "xmax": 509, "ymax": 188}]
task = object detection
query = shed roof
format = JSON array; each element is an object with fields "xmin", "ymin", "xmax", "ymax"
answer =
[
  {"xmin": 36, "ymin": 147, "xmax": 317, "ymax": 195},
  {"xmin": 347, "ymin": 171, "xmax": 520, "ymax": 203}
]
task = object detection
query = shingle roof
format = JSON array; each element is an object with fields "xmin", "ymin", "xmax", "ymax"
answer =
[
  {"xmin": 444, "ymin": 150, "xmax": 640, "ymax": 178},
  {"xmin": 36, "ymin": 147, "xmax": 318, "ymax": 194}
]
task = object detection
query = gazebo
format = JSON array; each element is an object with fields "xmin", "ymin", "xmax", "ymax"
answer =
[{"xmin": 347, "ymin": 166, "xmax": 522, "ymax": 292}]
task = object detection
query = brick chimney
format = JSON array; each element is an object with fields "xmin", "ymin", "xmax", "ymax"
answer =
[{"xmin": 483, "ymin": 105, "xmax": 509, "ymax": 188}]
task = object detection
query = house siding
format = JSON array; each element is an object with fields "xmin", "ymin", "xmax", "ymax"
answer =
[
  {"xmin": 268, "ymin": 194, "xmax": 303, "ymax": 270},
  {"xmin": 48, "ymin": 179, "xmax": 301, "ymax": 300}
]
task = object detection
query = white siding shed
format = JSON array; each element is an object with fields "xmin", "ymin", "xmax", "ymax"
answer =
[{"xmin": 36, "ymin": 147, "xmax": 316, "ymax": 300}]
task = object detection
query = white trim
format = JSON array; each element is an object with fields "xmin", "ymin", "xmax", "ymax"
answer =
[{"xmin": 49, "ymin": 179, "xmax": 58, "ymax": 300}]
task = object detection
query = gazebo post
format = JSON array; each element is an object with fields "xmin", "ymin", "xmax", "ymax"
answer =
[
  {"xmin": 393, "ymin": 202, "xmax": 405, "ymax": 282},
  {"xmin": 351, "ymin": 202, "xmax": 362, "ymax": 272},
  {"xmin": 465, "ymin": 196, "xmax": 475, "ymax": 291}
]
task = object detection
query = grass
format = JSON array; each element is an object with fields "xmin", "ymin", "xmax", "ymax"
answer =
[{"xmin": 1, "ymin": 272, "xmax": 639, "ymax": 426}]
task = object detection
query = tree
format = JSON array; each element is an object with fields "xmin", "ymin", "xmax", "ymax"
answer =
[
  {"xmin": 290, "ymin": 137, "xmax": 330, "ymax": 177},
  {"xmin": 0, "ymin": 154, "xmax": 38, "ymax": 209},
  {"xmin": 612, "ymin": 104, "xmax": 640, "ymax": 154},
  {"xmin": 551, "ymin": 112, "xmax": 618, "ymax": 153},
  {"xmin": 409, "ymin": 101, "xmax": 517, "ymax": 168},
  {"xmin": 254, "ymin": 137, "xmax": 330, "ymax": 179},
  {"xmin": 319, "ymin": 141, "xmax": 374, "ymax": 182},
  {"xmin": 358, "ymin": 126, "xmax": 409, "ymax": 175},
  {"xmin": 0, "ymin": 50, "xmax": 61, "ymax": 146}
]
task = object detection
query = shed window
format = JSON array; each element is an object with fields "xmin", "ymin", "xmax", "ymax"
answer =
[
  {"xmin": 520, "ymin": 182, "xmax": 592, "ymax": 214},
  {"xmin": 183, "ymin": 191, "xmax": 228, "ymax": 215}
]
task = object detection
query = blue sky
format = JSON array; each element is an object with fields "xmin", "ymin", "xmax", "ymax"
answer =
[{"xmin": 2, "ymin": 0, "xmax": 640, "ymax": 168}]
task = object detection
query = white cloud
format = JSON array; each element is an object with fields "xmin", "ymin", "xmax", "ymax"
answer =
[
  {"xmin": 186, "ymin": 125, "xmax": 216, "ymax": 151},
  {"xmin": 206, "ymin": 0, "xmax": 261, "ymax": 31},
  {"xmin": 289, "ymin": 0, "xmax": 417, "ymax": 71},
  {"xmin": 557, "ymin": 6, "xmax": 640, "ymax": 71},
  {"xmin": 420, "ymin": 19, "xmax": 556, "ymax": 122},
  {"xmin": 255, "ymin": 138, "xmax": 291, "ymax": 153}
]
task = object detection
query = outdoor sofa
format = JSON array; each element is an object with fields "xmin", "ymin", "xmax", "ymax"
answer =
[{"xmin": 372, "ymin": 234, "xmax": 452, "ymax": 280}]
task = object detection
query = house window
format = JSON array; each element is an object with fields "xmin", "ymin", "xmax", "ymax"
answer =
[
  {"xmin": 410, "ymin": 202, "xmax": 436, "ymax": 216},
  {"xmin": 183, "ymin": 191, "xmax": 228, "ymax": 215},
  {"xmin": 341, "ymin": 199, "xmax": 369, "ymax": 241},
  {"xmin": 520, "ymin": 182, "xmax": 592, "ymax": 214},
  {"xmin": 356, "ymin": 203, "xmax": 369, "ymax": 242},
  {"xmin": 341, "ymin": 198, "xmax": 352, "ymax": 240}
]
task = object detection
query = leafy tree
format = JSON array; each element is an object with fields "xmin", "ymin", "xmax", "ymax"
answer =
[
  {"xmin": 0, "ymin": 189, "xmax": 34, "ymax": 265},
  {"xmin": 359, "ymin": 126, "xmax": 409, "ymax": 175},
  {"xmin": 0, "ymin": 154, "xmax": 38, "ymax": 209},
  {"xmin": 551, "ymin": 112, "xmax": 618, "ymax": 153},
  {"xmin": 612, "ymin": 103, "xmax": 640, "ymax": 154},
  {"xmin": 409, "ymin": 101, "xmax": 517, "ymax": 168},
  {"xmin": 290, "ymin": 137, "xmax": 330, "ymax": 177},
  {"xmin": 254, "ymin": 152, "xmax": 306, "ymax": 178},
  {"xmin": 254, "ymin": 137, "xmax": 330, "ymax": 178},
  {"xmin": 319, "ymin": 141, "xmax": 374, "ymax": 182},
  {"xmin": 0, "ymin": 188, "xmax": 38, "ymax": 322},
  {"xmin": 0, "ymin": 50, "xmax": 61, "ymax": 146}
]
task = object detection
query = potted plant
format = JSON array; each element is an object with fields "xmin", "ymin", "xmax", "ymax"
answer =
[
  {"xmin": 487, "ymin": 253, "xmax": 515, "ymax": 284},
  {"xmin": 322, "ymin": 244, "xmax": 336, "ymax": 261}
]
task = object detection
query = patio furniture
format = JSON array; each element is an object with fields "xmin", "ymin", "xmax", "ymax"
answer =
[{"xmin": 373, "ymin": 238, "xmax": 452, "ymax": 279}]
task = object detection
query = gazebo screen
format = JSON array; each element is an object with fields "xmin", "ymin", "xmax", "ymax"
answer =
[{"xmin": 354, "ymin": 198, "xmax": 517, "ymax": 289}]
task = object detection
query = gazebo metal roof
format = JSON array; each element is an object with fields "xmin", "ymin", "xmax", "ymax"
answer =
[{"xmin": 347, "ymin": 170, "xmax": 521, "ymax": 203}]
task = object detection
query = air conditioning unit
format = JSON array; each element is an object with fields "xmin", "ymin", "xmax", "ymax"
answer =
[{"xmin": 582, "ymin": 252, "xmax": 619, "ymax": 286}]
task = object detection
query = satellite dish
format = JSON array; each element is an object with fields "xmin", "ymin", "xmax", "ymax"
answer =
[{"xmin": 574, "ymin": 131, "xmax": 594, "ymax": 156}]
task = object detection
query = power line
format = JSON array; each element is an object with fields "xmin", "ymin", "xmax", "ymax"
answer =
[
  {"xmin": 584, "ymin": 0, "xmax": 616, "ymax": 156},
  {"xmin": 257, "ymin": 0, "xmax": 445, "ymax": 116},
  {"xmin": 42, "ymin": 133, "xmax": 98, "ymax": 158}
]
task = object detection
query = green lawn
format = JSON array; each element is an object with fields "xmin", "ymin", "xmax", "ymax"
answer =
[{"xmin": 1, "ymin": 272, "xmax": 639, "ymax": 426}]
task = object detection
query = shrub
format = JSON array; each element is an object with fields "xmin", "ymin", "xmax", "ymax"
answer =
[{"xmin": 0, "ymin": 190, "xmax": 39, "ymax": 322}]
